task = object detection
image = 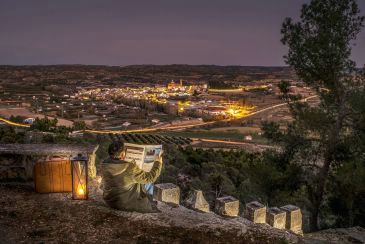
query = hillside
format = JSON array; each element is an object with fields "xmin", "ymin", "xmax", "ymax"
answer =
[{"xmin": 0, "ymin": 183, "xmax": 300, "ymax": 243}]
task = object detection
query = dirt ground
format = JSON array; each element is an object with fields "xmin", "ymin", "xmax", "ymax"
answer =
[
  {"xmin": 0, "ymin": 183, "xmax": 298, "ymax": 244},
  {"xmin": 0, "ymin": 107, "xmax": 73, "ymax": 127}
]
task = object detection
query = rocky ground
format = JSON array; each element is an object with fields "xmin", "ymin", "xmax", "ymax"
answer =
[
  {"xmin": 304, "ymin": 227, "xmax": 365, "ymax": 244},
  {"xmin": 2, "ymin": 182, "xmax": 364, "ymax": 244},
  {"xmin": 0, "ymin": 182, "xmax": 301, "ymax": 244}
]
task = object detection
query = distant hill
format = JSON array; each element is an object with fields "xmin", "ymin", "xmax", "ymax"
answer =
[
  {"xmin": 0, "ymin": 64, "xmax": 296, "ymax": 86},
  {"xmin": 120, "ymin": 64, "xmax": 295, "ymax": 82}
]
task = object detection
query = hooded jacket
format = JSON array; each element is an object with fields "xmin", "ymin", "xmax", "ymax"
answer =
[{"xmin": 101, "ymin": 158, "xmax": 162, "ymax": 213}]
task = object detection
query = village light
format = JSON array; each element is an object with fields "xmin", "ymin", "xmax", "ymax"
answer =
[{"xmin": 71, "ymin": 154, "xmax": 88, "ymax": 200}]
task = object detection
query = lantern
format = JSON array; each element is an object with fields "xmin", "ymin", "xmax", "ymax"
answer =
[{"xmin": 71, "ymin": 154, "xmax": 88, "ymax": 200}]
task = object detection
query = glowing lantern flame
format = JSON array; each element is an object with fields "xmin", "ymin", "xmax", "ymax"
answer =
[{"xmin": 78, "ymin": 186, "xmax": 85, "ymax": 196}]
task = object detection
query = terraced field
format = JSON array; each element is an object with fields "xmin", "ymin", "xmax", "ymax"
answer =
[{"xmin": 105, "ymin": 133, "xmax": 192, "ymax": 146}]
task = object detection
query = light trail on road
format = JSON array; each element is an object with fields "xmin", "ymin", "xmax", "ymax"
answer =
[{"xmin": 0, "ymin": 118, "xmax": 30, "ymax": 128}]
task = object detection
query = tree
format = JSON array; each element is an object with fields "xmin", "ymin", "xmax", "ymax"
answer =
[
  {"xmin": 30, "ymin": 117, "xmax": 58, "ymax": 132},
  {"xmin": 265, "ymin": 0, "xmax": 364, "ymax": 230},
  {"xmin": 328, "ymin": 160, "xmax": 365, "ymax": 227},
  {"xmin": 9, "ymin": 115, "xmax": 24, "ymax": 123},
  {"xmin": 0, "ymin": 127, "xmax": 25, "ymax": 143},
  {"xmin": 73, "ymin": 120, "xmax": 86, "ymax": 131}
]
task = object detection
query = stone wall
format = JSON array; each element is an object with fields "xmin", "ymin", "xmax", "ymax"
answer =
[{"xmin": 0, "ymin": 144, "xmax": 99, "ymax": 181}]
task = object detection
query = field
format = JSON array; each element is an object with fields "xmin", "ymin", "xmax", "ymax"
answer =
[
  {"xmin": 0, "ymin": 107, "xmax": 73, "ymax": 127},
  {"xmin": 156, "ymin": 127, "xmax": 268, "ymax": 144}
]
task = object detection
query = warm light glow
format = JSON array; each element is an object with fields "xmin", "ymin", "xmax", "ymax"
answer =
[
  {"xmin": 72, "ymin": 159, "xmax": 88, "ymax": 200},
  {"xmin": 228, "ymin": 108, "xmax": 235, "ymax": 115},
  {"xmin": 226, "ymin": 104, "xmax": 256, "ymax": 119},
  {"xmin": 77, "ymin": 185, "xmax": 85, "ymax": 196}
]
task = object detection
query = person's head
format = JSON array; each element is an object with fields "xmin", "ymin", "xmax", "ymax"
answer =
[{"xmin": 108, "ymin": 141, "xmax": 124, "ymax": 159}]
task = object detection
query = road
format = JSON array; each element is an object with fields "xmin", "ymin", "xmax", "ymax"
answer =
[
  {"xmin": 0, "ymin": 117, "xmax": 30, "ymax": 128},
  {"xmin": 191, "ymin": 138, "xmax": 276, "ymax": 150}
]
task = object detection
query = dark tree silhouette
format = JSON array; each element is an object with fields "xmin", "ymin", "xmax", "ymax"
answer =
[{"xmin": 264, "ymin": 0, "xmax": 364, "ymax": 230}]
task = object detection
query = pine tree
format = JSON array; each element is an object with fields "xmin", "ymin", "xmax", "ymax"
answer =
[{"xmin": 264, "ymin": 0, "xmax": 364, "ymax": 230}]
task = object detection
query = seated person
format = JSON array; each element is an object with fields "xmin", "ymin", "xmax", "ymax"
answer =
[{"xmin": 101, "ymin": 141, "xmax": 163, "ymax": 213}]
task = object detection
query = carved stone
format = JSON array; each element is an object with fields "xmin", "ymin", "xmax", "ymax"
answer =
[
  {"xmin": 215, "ymin": 196, "xmax": 239, "ymax": 217},
  {"xmin": 280, "ymin": 205, "xmax": 303, "ymax": 235},
  {"xmin": 245, "ymin": 201, "xmax": 266, "ymax": 224},
  {"xmin": 185, "ymin": 190, "xmax": 210, "ymax": 213},
  {"xmin": 153, "ymin": 183, "xmax": 180, "ymax": 205},
  {"xmin": 267, "ymin": 207, "xmax": 286, "ymax": 229}
]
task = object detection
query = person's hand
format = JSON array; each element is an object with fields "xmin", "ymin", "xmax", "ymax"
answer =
[
  {"xmin": 156, "ymin": 150, "xmax": 164, "ymax": 163},
  {"xmin": 119, "ymin": 149, "xmax": 126, "ymax": 160}
]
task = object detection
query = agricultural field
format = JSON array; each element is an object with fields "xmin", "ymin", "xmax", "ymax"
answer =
[{"xmin": 101, "ymin": 133, "xmax": 192, "ymax": 146}]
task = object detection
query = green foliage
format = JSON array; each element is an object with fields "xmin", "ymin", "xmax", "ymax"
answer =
[
  {"xmin": 282, "ymin": 0, "xmax": 364, "ymax": 91},
  {"xmin": 30, "ymin": 117, "xmax": 58, "ymax": 132},
  {"xmin": 278, "ymin": 80, "xmax": 290, "ymax": 95},
  {"xmin": 263, "ymin": 0, "xmax": 365, "ymax": 230},
  {"xmin": 158, "ymin": 146, "xmax": 303, "ymax": 209},
  {"xmin": 73, "ymin": 120, "xmax": 87, "ymax": 131},
  {"xmin": 0, "ymin": 127, "xmax": 25, "ymax": 143},
  {"xmin": 328, "ymin": 160, "xmax": 365, "ymax": 227},
  {"xmin": 9, "ymin": 115, "xmax": 24, "ymax": 123},
  {"xmin": 261, "ymin": 122, "xmax": 283, "ymax": 142}
]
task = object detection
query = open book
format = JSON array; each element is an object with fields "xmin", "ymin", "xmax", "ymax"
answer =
[{"xmin": 122, "ymin": 143, "xmax": 162, "ymax": 172}]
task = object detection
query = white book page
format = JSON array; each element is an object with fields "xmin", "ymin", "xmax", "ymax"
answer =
[
  {"xmin": 142, "ymin": 144, "xmax": 162, "ymax": 172},
  {"xmin": 122, "ymin": 143, "xmax": 162, "ymax": 172},
  {"xmin": 123, "ymin": 143, "xmax": 145, "ymax": 170}
]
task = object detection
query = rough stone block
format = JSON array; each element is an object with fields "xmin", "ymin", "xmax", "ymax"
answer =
[
  {"xmin": 0, "ymin": 155, "xmax": 21, "ymax": 166},
  {"xmin": 215, "ymin": 196, "xmax": 239, "ymax": 217},
  {"xmin": 153, "ymin": 183, "xmax": 180, "ymax": 205},
  {"xmin": 267, "ymin": 207, "xmax": 286, "ymax": 229},
  {"xmin": 280, "ymin": 205, "xmax": 302, "ymax": 234},
  {"xmin": 185, "ymin": 190, "xmax": 210, "ymax": 213},
  {"xmin": 245, "ymin": 201, "xmax": 266, "ymax": 224}
]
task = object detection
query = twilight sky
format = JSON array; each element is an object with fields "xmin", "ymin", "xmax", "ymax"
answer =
[{"xmin": 1, "ymin": 0, "xmax": 365, "ymax": 66}]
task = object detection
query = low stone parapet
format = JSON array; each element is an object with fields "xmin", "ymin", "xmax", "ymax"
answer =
[
  {"xmin": 280, "ymin": 205, "xmax": 303, "ymax": 235},
  {"xmin": 245, "ymin": 201, "xmax": 266, "ymax": 224},
  {"xmin": 153, "ymin": 183, "xmax": 180, "ymax": 205},
  {"xmin": 0, "ymin": 144, "xmax": 98, "ymax": 181},
  {"xmin": 267, "ymin": 207, "xmax": 286, "ymax": 229},
  {"xmin": 214, "ymin": 196, "xmax": 239, "ymax": 217}
]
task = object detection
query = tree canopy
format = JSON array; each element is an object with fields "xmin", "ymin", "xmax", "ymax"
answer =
[{"xmin": 263, "ymin": 0, "xmax": 365, "ymax": 230}]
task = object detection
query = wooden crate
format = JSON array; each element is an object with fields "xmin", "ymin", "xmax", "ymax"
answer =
[{"xmin": 34, "ymin": 157, "xmax": 72, "ymax": 193}]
